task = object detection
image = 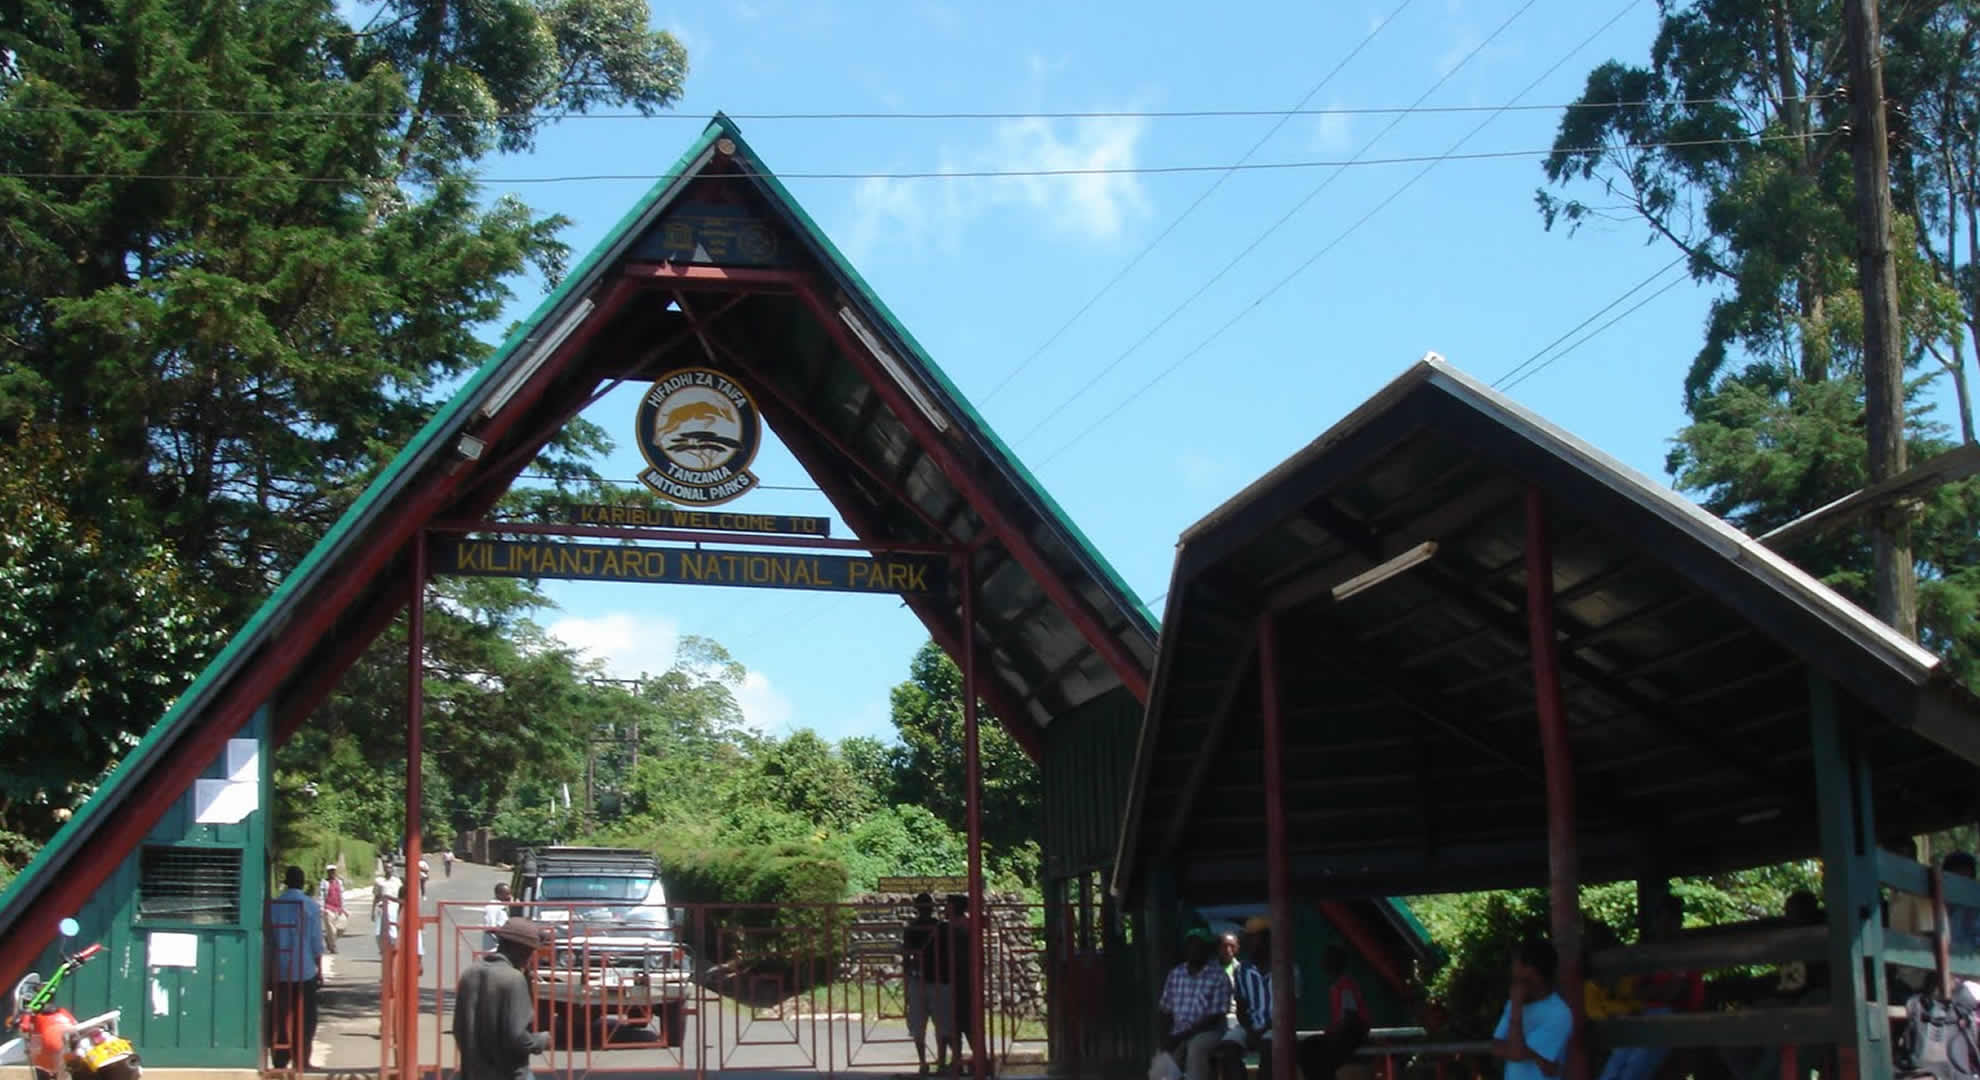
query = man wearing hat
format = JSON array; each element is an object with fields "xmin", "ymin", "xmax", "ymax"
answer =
[
  {"xmin": 455, "ymin": 916, "xmax": 553, "ymax": 1080},
  {"xmin": 1159, "ymin": 928, "xmax": 1234, "ymax": 1080}
]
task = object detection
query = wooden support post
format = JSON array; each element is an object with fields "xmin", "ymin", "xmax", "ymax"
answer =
[
  {"xmin": 1525, "ymin": 490, "xmax": 1586, "ymax": 1080},
  {"xmin": 401, "ymin": 532, "xmax": 426, "ymax": 1080},
  {"xmin": 1260, "ymin": 613, "xmax": 1297, "ymax": 1080},
  {"xmin": 1812, "ymin": 672, "xmax": 1891, "ymax": 1080},
  {"xmin": 963, "ymin": 555, "xmax": 988, "ymax": 1080}
]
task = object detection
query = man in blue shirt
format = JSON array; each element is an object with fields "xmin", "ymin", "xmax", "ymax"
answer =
[
  {"xmin": 270, "ymin": 865, "xmax": 325, "ymax": 1069},
  {"xmin": 1493, "ymin": 939, "xmax": 1573, "ymax": 1080}
]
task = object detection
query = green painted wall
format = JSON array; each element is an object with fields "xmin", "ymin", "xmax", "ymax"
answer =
[
  {"xmin": 1041, "ymin": 687, "xmax": 1142, "ymax": 879},
  {"xmin": 33, "ymin": 706, "xmax": 271, "ymax": 1067},
  {"xmin": 1042, "ymin": 689, "xmax": 1158, "ymax": 1079}
]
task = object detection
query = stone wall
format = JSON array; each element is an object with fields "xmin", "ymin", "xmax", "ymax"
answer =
[{"xmin": 845, "ymin": 892, "xmax": 1046, "ymax": 1021}]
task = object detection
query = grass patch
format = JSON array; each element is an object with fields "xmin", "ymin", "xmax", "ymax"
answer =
[{"xmin": 791, "ymin": 979, "xmax": 1047, "ymax": 1042}]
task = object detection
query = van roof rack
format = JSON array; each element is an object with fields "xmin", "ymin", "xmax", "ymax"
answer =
[{"xmin": 522, "ymin": 846, "xmax": 659, "ymax": 876}]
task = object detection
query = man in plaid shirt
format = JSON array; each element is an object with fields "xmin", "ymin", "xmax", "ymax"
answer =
[{"xmin": 1160, "ymin": 929, "xmax": 1235, "ymax": 1080}]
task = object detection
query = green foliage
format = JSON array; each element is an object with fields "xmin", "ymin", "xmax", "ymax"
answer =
[
  {"xmin": 0, "ymin": 0, "xmax": 688, "ymax": 851},
  {"xmin": 887, "ymin": 641, "xmax": 1042, "ymax": 886},
  {"xmin": 1668, "ymin": 372, "xmax": 1980, "ymax": 683},
  {"xmin": 840, "ymin": 805, "xmax": 969, "ymax": 893},
  {"xmin": 1537, "ymin": 0, "xmax": 1980, "ymax": 440},
  {"xmin": 0, "ymin": 428, "xmax": 225, "ymax": 840},
  {"xmin": 1411, "ymin": 863, "xmax": 1821, "ymax": 1036},
  {"xmin": 490, "ymin": 799, "xmax": 580, "ymax": 851}
]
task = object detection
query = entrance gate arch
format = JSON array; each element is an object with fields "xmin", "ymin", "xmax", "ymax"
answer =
[{"xmin": 0, "ymin": 113, "xmax": 1160, "ymax": 1080}]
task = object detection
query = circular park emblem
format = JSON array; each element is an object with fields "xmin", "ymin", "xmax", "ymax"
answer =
[{"xmin": 635, "ymin": 367, "xmax": 762, "ymax": 506}]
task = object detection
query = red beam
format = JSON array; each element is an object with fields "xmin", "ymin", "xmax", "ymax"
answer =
[
  {"xmin": 1314, "ymin": 901, "xmax": 1412, "ymax": 997},
  {"xmin": 1526, "ymin": 488, "xmax": 1586, "ymax": 1080},
  {"xmin": 766, "ymin": 405, "xmax": 1042, "ymax": 762},
  {"xmin": 0, "ymin": 282, "xmax": 629, "ymax": 988},
  {"xmin": 277, "ymin": 372, "xmax": 610, "ymax": 745},
  {"xmin": 399, "ymin": 532, "xmax": 426, "ymax": 1080},
  {"xmin": 274, "ymin": 580, "xmax": 407, "ymax": 743},
  {"xmin": 427, "ymin": 518, "xmax": 957, "ymax": 554},
  {"xmin": 789, "ymin": 282, "xmax": 1150, "ymax": 704},
  {"xmin": 621, "ymin": 262, "xmax": 805, "ymax": 288},
  {"xmin": 963, "ymin": 557, "xmax": 988, "ymax": 1080}
]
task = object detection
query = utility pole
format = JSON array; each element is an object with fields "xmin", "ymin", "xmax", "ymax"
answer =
[{"xmin": 1844, "ymin": 0, "xmax": 1918, "ymax": 638}]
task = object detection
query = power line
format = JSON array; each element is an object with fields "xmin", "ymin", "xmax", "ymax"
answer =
[
  {"xmin": 0, "ymin": 133, "xmax": 1826, "ymax": 186},
  {"xmin": 1500, "ymin": 276, "xmax": 1691, "ymax": 391},
  {"xmin": 977, "ymin": 0, "xmax": 1420, "ymax": 405},
  {"xmin": 1006, "ymin": 0, "xmax": 1543, "ymax": 446},
  {"xmin": 4, "ymin": 93, "xmax": 1836, "ymax": 123},
  {"xmin": 1028, "ymin": 0, "xmax": 1661, "ymax": 470},
  {"xmin": 1491, "ymin": 255, "xmax": 1687, "ymax": 389}
]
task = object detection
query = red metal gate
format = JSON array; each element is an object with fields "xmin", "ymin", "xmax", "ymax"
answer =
[{"xmin": 380, "ymin": 899, "xmax": 1048, "ymax": 1079}]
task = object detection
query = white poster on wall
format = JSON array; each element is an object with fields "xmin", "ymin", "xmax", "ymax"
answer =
[
  {"xmin": 193, "ymin": 778, "xmax": 256, "ymax": 824},
  {"xmin": 225, "ymin": 739, "xmax": 258, "ymax": 784},
  {"xmin": 147, "ymin": 932, "xmax": 198, "ymax": 969}
]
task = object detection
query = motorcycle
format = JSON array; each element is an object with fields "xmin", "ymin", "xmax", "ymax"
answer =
[{"xmin": 0, "ymin": 918, "xmax": 141, "ymax": 1080}]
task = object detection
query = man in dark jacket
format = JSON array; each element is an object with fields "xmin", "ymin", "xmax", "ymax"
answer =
[{"xmin": 455, "ymin": 917, "xmax": 552, "ymax": 1080}]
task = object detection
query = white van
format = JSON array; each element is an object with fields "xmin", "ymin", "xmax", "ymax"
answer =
[{"xmin": 511, "ymin": 847, "xmax": 691, "ymax": 1048}]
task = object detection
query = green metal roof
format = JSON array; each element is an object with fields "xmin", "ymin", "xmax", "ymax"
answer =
[{"xmin": 0, "ymin": 115, "xmax": 1158, "ymax": 955}]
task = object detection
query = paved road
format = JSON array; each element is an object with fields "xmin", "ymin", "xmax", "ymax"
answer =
[{"xmin": 312, "ymin": 860, "xmax": 949, "ymax": 1077}]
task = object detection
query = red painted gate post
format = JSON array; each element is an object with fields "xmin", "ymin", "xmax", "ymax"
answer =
[
  {"xmin": 962, "ymin": 554, "xmax": 988, "ymax": 1080},
  {"xmin": 1258, "ymin": 613, "xmax": 1297, "ymax": 1080},
  {"xmin": 403, "ymin": 532, "xmax": 427, "ymax": 1080},
  {"xmin": 1524, "ymin": 490, "xmax": 1585, "ymax": 1080}
]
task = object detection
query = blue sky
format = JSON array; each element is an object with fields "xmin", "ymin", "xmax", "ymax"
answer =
[{"xmin": 454, "ymin": 0, "xmax": 1826, "ymax": 741}]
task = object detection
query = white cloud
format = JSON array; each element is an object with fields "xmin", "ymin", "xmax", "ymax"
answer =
[
  {"xmin": 847, "ymin": 113, "xmax": 1151, "ymax": 259},
  {"xmin": 547, "ymin": 610, "xmax": 791, "ymax": 736},
  {"xmin": 1311, "ymin": 104, "xmax": 1353, "ymax": 153},
  {"xmin": 545, "ymin": 612, "xmax": 682, "ymax": 681},
  {"xmin": 735, "ymin": 670, "xmax": 796, "ymax": 734}
]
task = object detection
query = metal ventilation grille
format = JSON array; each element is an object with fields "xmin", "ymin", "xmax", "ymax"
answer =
[{"xmin": 137, "ymin": 846, "xmax": 243, "ymax": 925}]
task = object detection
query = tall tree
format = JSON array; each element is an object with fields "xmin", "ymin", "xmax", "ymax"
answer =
[
  {"xmin": 1538, "ymin": 0, "xmax": 1980, "ymax": 667},
  {"xmin": 886, "ymin": 640, "xmax": 1041, "ymax": 870},
  {"xmin": 0, "ymin": 0, "xmax": 684, "ymax": 603},
  {"xmin": 0, "ymin": 427, "xmax": 223, "ymax": 842},
  {"xmin": 0, "ymin": 0, "xmax": 687, "ymax": 842}
]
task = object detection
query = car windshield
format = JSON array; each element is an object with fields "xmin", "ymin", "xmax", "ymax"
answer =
[{"xmin": 538, "ymin": 876, "xmax": 655, "ymax": 902}]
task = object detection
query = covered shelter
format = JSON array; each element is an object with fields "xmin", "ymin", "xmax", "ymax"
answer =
[{"xmin": 1113, "ymin": 355, "xmax": 1980, "ymax": 1080}]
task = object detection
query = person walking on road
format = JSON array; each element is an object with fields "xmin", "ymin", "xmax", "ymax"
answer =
[
  {"xmin": 270, "ymin": 866, "xmax": 325, "ymax": 1070},
  {"xmin": 443, "ymin": 849, "xmax": 455, "ymax": 878},
  {"xmin": 455, "ymin": 917, "xmax": 553, "ymax": 1080},
  {"xmin": 902, "ymin": 893, "xmax": 952, "ymax": 1075},
  {"xmin": 483, "ymin": 884, "xmax": 514, "ymax": 953},
  {"xmin": 316, "ymin": 864, "xmax": 346, "ymax": 955},
  {"xmin": 945, "ymin": 894, "xmax": 981, "ymax": 1077}
]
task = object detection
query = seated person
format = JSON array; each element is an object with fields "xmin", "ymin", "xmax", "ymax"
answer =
[
  {"xmin": 1595, "ymin": 898, "xmax": 1703, "ymax": 1080},
  {"xmin": 1492, "ymin": 940, "xmax": 1573, "ymax": 1080},
  {"xmin": 1296, "ymin": 946, "xmax": 1371, "ymax": 1080},
  {"xmin": 1161, "ymin": 929, "xmax": 1236, "ymax": 1080}
]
